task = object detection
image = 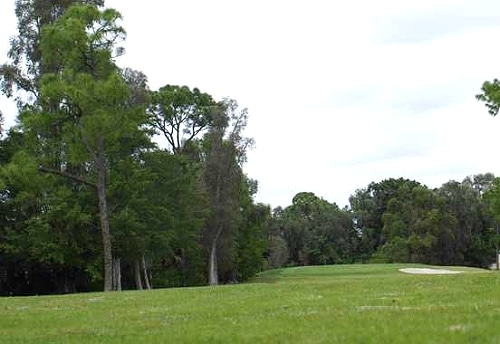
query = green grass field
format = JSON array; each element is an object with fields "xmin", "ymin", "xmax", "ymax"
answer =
[{"xmin": 1, "ymin": 264, "xmax": 498, "ymax": 343}]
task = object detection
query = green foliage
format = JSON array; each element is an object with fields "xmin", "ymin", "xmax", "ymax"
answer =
[
  {"xmin": 139, "ymin": 151, "xmax": 208, "ymax": 287},
  {"xmin": 0, "ymin": 0, "xmax": 105, "ymax": 104},
  {"xmin": 271, "ymin": 192, "xmax": 359, "ymax": 267},
  {"xmin": 149, "ymin": 85, "xmax": 218, "ymax": 153},
  {"xmin": 477, "ymin": 78, "xmax": 500, "ymax": 116},
  {"xmin": 200, "ymin": 99, "xmax": 254, "ymax": 285},
  {"xmin": 0, "ymin": 131, "xmax": 101, "ymax": 294},
  {"xmin": 484, "ymin": 178, "xmax": 500, "ymax": 223},
  {"xmin": 16, "ymin": 3, "xmax": 151, "ymax": 291},
  {"xmin": 1, "ymin": 0, "xmax": 270, "ymax": 294},
  {"xmin": 352, "ymin": 176, "xmax": 497, "ymax": 267},
  {"xmin": 235, "ymin": 178, "xmax": 270, "ymax": 281}
]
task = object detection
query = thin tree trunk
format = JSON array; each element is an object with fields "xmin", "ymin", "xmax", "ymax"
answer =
[
  {"xmin": 63, "ymin": 273, "xmax": 69, "ymax": 294},
  {"xmin": 497, "ymin": 250, "xmax": 499, "ymax": 271},
  {"xmin": 181, "ymin": 248, "xmax": 187, "ymax": 287},
  {"xmin": 209, "ymin": 238, "xmax": 218, "ymax": 286},
  {"xmin": 113, "ymin": 257, "xmax": 121, "ymax": 291},
  {"xmin": 141, "ymin": 255, "xmax": 151, "ymax": 290},
  {"xmin": 209, "ymin": 223, "xmax": 224, "ymax": 286},
  {"xmin": 134, "ymin": 259, "xmax": 143, "ymax": 290},
  {"xmin": 96, "ymin": 150, "xmax": 113, "ymax": 292}
]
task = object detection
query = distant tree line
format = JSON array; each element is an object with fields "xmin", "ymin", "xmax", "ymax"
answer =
[
  {"xmin": 267, "ymin": 176, "xmax": 500, "ymax": 270},
  {"xmin": 0, "ymin": 1, "xmax": 498, "ymax": 296}
]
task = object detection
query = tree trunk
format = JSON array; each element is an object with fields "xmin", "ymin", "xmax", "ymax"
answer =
[
  {"xmin": 181, "ymin": 248, "xmax": 187, "ymax": 287},
  {"xmin": 209, "ymin": 238, "xmax": 218, "ymax": 286},
  {"xmin": 497, "ymin": 251, "xmax": 500, "ymax": 271},
  {"xmin": 96, "ymin": 151, "xmax": 113, "ymax": 292},
  {"xmin": 141, "ymin": 255, "xmax": 151, "ymax": 290},
  {"xmin": 134, "ymin": 259, "xmax": 143, "ymax": 290},
  {"xmin": 208, "ymin": 225, "xmax": 224, "ymax": 286},
  {"xmin": 113, "ymin": 257, "xmax": 121, "ymax": 291}
]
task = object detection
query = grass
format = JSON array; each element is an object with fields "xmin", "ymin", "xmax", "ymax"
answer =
[{"xmin": 0, "ymin": 264, "xmax": 499, "ymax": 343}]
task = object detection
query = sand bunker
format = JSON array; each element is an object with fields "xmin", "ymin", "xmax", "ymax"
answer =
[{"xmin": 399, "ymin": 268, "xmax": 464, "ymax": 275}]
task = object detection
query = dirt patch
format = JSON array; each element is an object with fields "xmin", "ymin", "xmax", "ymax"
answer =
[{"xmin": 399, "ymin": 268, "xmax": 464, "ymax": 275}]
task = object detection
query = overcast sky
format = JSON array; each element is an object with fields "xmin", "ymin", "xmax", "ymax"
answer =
[{"xmin": 1, "ymin": 0, "xmax": 500, "ymax": 209}]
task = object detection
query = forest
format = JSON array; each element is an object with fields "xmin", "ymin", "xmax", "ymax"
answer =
[{"xmin": 0, "ymin": 1, "xmax": 500, "ymax": 296}]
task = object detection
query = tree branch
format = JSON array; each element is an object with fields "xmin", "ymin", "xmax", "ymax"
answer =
[{"xmin": 38, "ymin": 166, "xmax": 96, "ymax": 188}]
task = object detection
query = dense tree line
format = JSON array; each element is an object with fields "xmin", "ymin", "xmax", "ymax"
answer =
[
  {"xmin": 0, "ymin": 1, "xmax": 268, "ymax": 295},
  {"xmin": 348, "ymin": 176, "xmax": 499, "ymax": 266},
  {"xmin": 0, "ymin": 1, "xmax": 499, "ymax": 296},
  {"xmin": 266, "ymin": 176, "xmax": 499, "ymax": 270}
]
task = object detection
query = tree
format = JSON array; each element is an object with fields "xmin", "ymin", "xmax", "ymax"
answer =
[
  {"xmin": 476, "ymin": 77, "xmax": 500, "ymax": 268},
  {"xmin": 136, "ymin": 150, "xmax": 208, "ymax": 288},
  {"xmin": 149, "ymin": 85, "xmax": 218, "ymax": 154},
  {"xmin": 481, "ymin": 178, "xmax": 500, "ymax": 268},
  {"xmin": 477, "ymin": 79, "xmax": 500, "ymax": 117},
  {"xmin": 202, "ymin": 99, "xmax": 252, "ymax": 285},
  {"xmin": 120, "ymin": 67, "xmax": 150, "ymax": 109},
  {"xmin": 378, "ymin": 185, "xmax": 442, "ymax": 263},
  {"xmin": 0, "ymin": 0, "xmax": 104, "ymax": 106},
  {"xmin": 235, "ymin": 199, "xmax": 269, "ymax": 281},
  {"xmin": 349, "ymin": 178, "xmax": 422, "ymax": 259},
  {"xmin": 463, "ymin": 173, "xmax": 495, "ymax": 197},
  {"xmin": 265, "ymin": 207, "xmax": 290, "ymax": 268},
  {"xmin": 219, "ymin": 176, "xmax": 270, "ymax": 282},
  {"xmin": 266, "ymin": 192, "xmax": 358, "ymax": 267},
  {"xmin": 20, "ymin": 4, "xmax": 149, "ymax": 291},
  {"xmin": 0, "ymin": 130, "xmax": 101, "ymax": 295},
  {"xmin": 353, "ymin": 176, "xmax": 495, "ymax": 266}
]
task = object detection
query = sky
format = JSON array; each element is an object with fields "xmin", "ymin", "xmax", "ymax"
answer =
[{"xmin": 1, "ymin": 0, "xmax": 500, "ymax": 209}]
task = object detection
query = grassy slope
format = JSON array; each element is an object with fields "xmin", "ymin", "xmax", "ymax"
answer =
[{"xmin": 0, "ymin": 264, "xmax": 498, "ymax": 343}]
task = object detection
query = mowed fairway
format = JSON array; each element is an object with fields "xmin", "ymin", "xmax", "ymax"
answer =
[{"xmin": 0, "ymin": 264, "xmax": 499, "ymax": 343}]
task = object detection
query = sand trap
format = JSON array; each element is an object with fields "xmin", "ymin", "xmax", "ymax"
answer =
[{"xmin": 399, "ymin": 268, "xmax": 464, "ymax": 275}]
